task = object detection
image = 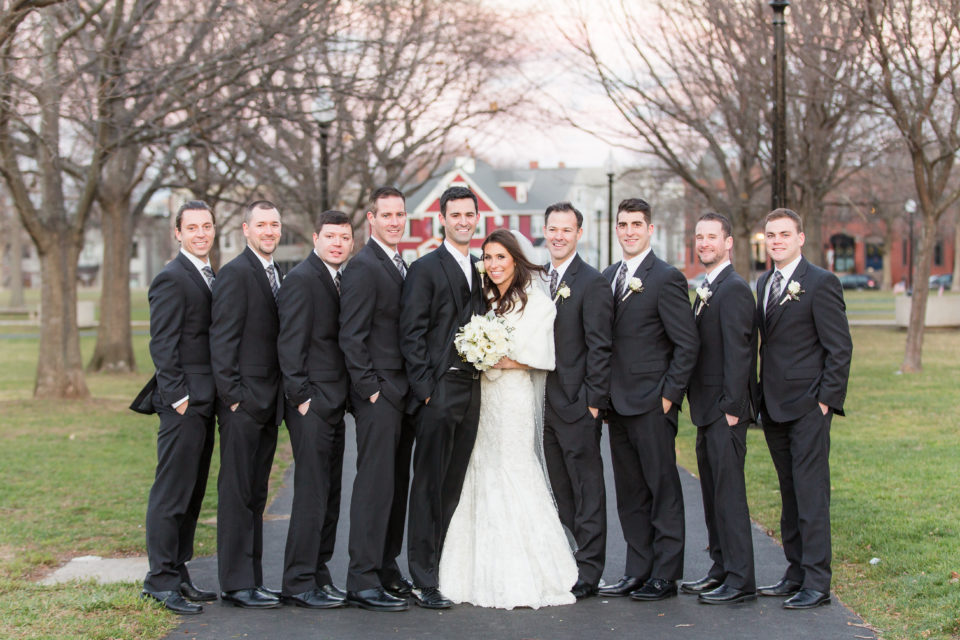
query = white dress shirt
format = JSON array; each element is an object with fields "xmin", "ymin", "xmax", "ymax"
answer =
[
  {"xmin": 705, "ymin": 259, "xmax": 731, "ymax": 285},
  {"xmin": 549, "ymin": 253, "xmax": 577, "ymax": 284},
  {"xmin": 444, "ymin": 239, "xmax": 473, "ymax": 291},
  {"xmin": 611, "ymin": 246, "xmax": 653, "ymax": 296},
  {"xmin": 764, "ymin": 254, "xmax": 802, "ymax": 310}
]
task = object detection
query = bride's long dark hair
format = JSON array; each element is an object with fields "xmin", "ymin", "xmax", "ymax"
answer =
[{"xmin": 482, "ymin": 229, "xmax": 546, "ymax": 316}]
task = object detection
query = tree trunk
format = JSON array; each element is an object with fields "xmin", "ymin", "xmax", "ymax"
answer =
[
  {"xmin": 88, "ymin": 149, "xmax": 137, "ymax": 373},
  {"xmin": 732, "ymin": 225, "xmax": 755, "ymax": 280},
  {"xmin": 7, "ymin": 209, "xmax": 24, "ymax": 307},
  {"xmin": 951, "ymin": 209, "xmax": 959, "ymax": 293},
  {"xmin": 35, "ymin": 231, "xmax": 90, "ymax": 398},
  {"xmin": 901, "ymin": 216, "xmax": 937, "ymax": 373},
  {"xmin": 800, "ymin": 204, "xmax": 826, "ymax": 268},
  {"xmin": 880, "ymin": 219, "xmax": 894, "ymax": 291},
  {"xmin": 87, "ymin": 197, "xmax": 135, "ymax": 372}
]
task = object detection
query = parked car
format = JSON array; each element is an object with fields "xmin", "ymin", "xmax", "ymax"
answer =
[
  {"xmin": 838, "ymin": 273, "xmax": 879, "ymax": 290},
  {"xmin": 687, "ymin": 272, "xmax": 707, "ymax": 291},
  {"xmin": 928, "ymin": 273, "xmax": 953, "ymax": 289}
]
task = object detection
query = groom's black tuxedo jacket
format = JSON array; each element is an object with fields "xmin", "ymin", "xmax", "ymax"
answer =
[
  {"xmin": 132, "ymin": 251, "xmax": 215, "ymax": 417},
  {"xmin": 339, "ymin": 238, "xmax": 409, "ymax": 409},
  {"xmin": 277, "ymin": 251, "xmax": 348, "ymax": 424},
  {"xmin": 400, "ymin": 243, "xmax": 484, "ymax": 409},
  {"xmin": 210, "ymin": 246, "xmax": 284, "ymax": 426},
  {"xmin": 755, "ymin": 257, "xmax": 852, "ymax": 423},
  {"xmin": 602, "ymin": 251, "xmax": 699, "ymax": 416},
  {"xmin": 546, "ymin": 254, "xmax": 613, "ymax": 422},
  {"xmin": 687, "ymin": 264, "xmax": 757, "ymax": 428}
]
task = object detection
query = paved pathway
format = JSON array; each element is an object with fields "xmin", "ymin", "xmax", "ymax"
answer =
[{"xmin": 169, "ymin": 417, "xmax": 876, "ymax": 640}]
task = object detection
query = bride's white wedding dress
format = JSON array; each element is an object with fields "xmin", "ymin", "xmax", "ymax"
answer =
[{"xmin": 439, "ymin": 283, "xmax": 577, "ymax": 609}]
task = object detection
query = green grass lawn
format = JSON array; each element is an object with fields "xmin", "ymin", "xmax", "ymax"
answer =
[
  {"xmin": 0, "ymin": 334, "xmax": 291, "ymax": 639},
  {"xmin": 676, "ymin": 326, "xmax": 960, "ymax": 640}
]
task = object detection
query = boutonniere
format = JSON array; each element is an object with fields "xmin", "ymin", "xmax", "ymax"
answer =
[
  {"xmin": 475, "ymin": 261, "xmax": 485, "ymax": 284},
  {"xmin": 553, "ymin": 282, "xmax": 571, "ymax": 303},
  {"xmin": 695, "ymin": 284, "xmax": 712, "ymax": 316},
  {"xmin": 621, "ymin": 277, "xmax": 644, "ymax": 303},
  {"xmin": 780, "ymin": 280, "xmax": 804, "ymax": 305}
]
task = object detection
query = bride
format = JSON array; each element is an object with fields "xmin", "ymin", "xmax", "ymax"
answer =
[{"xmin": 438, "ymin": 229, "xmax": 578, "ymax": 609}]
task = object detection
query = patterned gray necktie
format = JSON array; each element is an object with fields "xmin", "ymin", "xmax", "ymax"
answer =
[
  {"xmin": 266, "ymin": 264, "xmax": 279, "ymax": 302},
  {"xmin": 200, "ymin": 265, "xmax": 215, "ymax": 290},
  {"xmin": 549, "ymin": 269, "xmax": 558, "ymax": 297},
  {"xmin": 334, "ymin": 271, "xmax": 342, "ymax": 296},
  {"xmin": 393, "ymin": 253, "xmax": 407, "ymax": 279},
  {"xmin": 615, "ymin": 261, "xmax": 628, "ymax": 301},
  {"xmin": 766, "ymin": 270, "xmax": 783, "ymax": 319}
]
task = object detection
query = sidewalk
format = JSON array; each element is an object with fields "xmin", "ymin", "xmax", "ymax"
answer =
[{"xmin": 169, "ymin": 418, "xmax": 876, "ymax": 640}]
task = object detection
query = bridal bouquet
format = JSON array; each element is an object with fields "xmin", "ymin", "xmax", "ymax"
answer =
[{"xmin": 454, "ymin": 311, "xmax": 513, "ymax": 371}]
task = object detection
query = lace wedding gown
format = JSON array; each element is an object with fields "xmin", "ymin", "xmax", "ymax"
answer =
[{"xmin": 439, "ymin": 283, "xmax": 577, "ymax": 609}]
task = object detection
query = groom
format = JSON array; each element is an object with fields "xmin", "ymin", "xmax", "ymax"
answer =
[
  {"xmin": 400, "ymin": 185, "xmax": 484, "ymax": 609},
  {"xmin": 541, "ymin": 202, "xmax": 613, "ymax": 599}
]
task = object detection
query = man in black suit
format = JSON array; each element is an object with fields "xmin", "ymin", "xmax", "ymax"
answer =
[
  {"xmin": 755, "ymin": 208, "xmax": 852, "ymax": 610},
  {"xmin": 210, "ymin": 200, "xmax": 284, "ymax": 609},
  {"xmin": 680, "ymin": 212, "xmax": 757, "ymax": 605},
  {"xmin": 399, "ymin": 185, "xmax": 483, "ymax": 609},
  {"xmin": 137, "ymin": 201, "xmax": 219, "ymax": 615},
  {"xmin": 277, "ymin": 210, "xmax": 353, "ymax": 609},
  {"xmin": 339, "ymin": 187, "xmax": 413, "ymax": 612},
  {"xmin": 540, "ymin": 202, "xmax": 613, "ymax": 599},
  {"xmin": 599, "ymin": 198, "xmax": 699, "ymax": 601}
]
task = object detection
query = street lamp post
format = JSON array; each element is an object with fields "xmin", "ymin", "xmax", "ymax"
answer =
[
  {"xmin": 312, "ymin": 93, "xmax": 336, "ymax": 212},
  {"xmin": 770, "ymin": 1, "xmax": 790, "ymax": 211},
  {"xmin": 604, "ymin": 152, "xmax": 616, "ymax": 267},
  {"xmin": 905, "ymin": 198, "xmax": 916, "ymax": 293}
]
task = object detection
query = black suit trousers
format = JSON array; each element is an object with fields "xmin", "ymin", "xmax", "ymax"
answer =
[
  {"xmin": 763, "ymin": 406, "xmax": 832, "ymax": 592},
  {"xmin": 381, "ymin": 415, "xmax": 415, "ymax": 586},
  {"xmin": 543, "ymin": 403, "xmax": 606, "ymax": 587},
  {"xmin": 407, "ymin": 371, "xmax": 480, "ymax": 589},
  {"xmin": 143, "ymin": 408, "xmax": 216, "ymax": 592},
  {"xmin": 281, "ymin": 405, "xmax": 344, "ymax": 595},
  {"xmin": 347, "ymin": 392, "xmax": 406, "ymax": 591},
  {"xmin": 216, "ymin": 405, "xmax": 279, "ymax": 592},
  {"xmin": 608, "ymin": 407, "xmax": 685, "ymax": 581},
  {"xmin": 695, "ymin": 417, "xmax": 755, "ymax": 590}
]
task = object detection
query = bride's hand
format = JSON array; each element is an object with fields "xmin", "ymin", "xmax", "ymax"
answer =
[{"xmin": 493, "ymin": 356, "xmax": 528, "ymax": 370}]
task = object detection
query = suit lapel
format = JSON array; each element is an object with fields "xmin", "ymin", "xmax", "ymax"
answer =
[
  {"xmin": 438, "ymin": 244, "xmax": 469, "ymax": 318},
  {"xmin": 176, "ymin": 252, "xmax": 212, "ymax": 300},
  {"xmin": 697, "ymin": 264, "xmax": 732, "ymax": 323},
  {"xmin": 615, "ymin": 252, "xmax": 654, "ymax": 325},
  {"xmin": 308, "ymin": 252, "xmax": 339, "ymax": 301},
  {"xmin": 766, "ymin": 258, "xmax": 808, "ymax": 334},
  {"xmin": 367, "ymin": 238, "xmax": 404, "ymax": 287},
  {"xmin": 243, "ymin": 246, "xmax": 277, "ymax": 308}
]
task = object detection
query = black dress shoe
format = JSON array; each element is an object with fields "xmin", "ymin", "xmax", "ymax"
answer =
[
  {"xmin": 757, "ymin": 578, "xmax": 802, "ymax": 597},
  {"xmin": 382, "ymin": 576, "xmax": 414, "ymax": 598},
  {"xmin": 346, "ymin": 587, "xmax": 409, "ymax": 612},
  {"xmin": 679, "ymin": 576, "xmax": 723, "ymax": 595},
  {"xmin": 319, "ymin": 583, "xmax": 347, "ymax": 601},
  {"xmin": 412, "ymin": 586, "xmax": 453, "ymax": 609},
  {"xmin": 571, "ymin": 579, "xmax": 598, "ymax": 599},
  {"xmin": 630, "ymin": 578, "xmax": 678, "ymax": 601},
  {"xmin": 220, "ymin": 588, "xmax": 281, "ymax": 609},
  {"xmin": 180, "ymin": 581, "xmax": 217, "ymax": 602},
  {"xmin": 598, "ymin": 576, "xmax": 645, "ymax": 597},
  {"xmin": 783, "ymin": 588, "xmax": 830, "ymax": 609},
  {"xmin": 141, "ymin": 589, "xmax": 203, "ymax": 615},
  {"xmin": 257, "ymin": 585, "xmax": 282, "ymax": 598},
  {"xmin": 698, "ymin": 584, "xmax": 757, "ymax": 605},
  {"xmin": 282, "ymin": 588, "xmax": 345, "ymax": 609}
]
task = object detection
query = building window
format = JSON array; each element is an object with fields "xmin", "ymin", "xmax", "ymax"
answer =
[
  {"xmin": 934, "ymin": 240, "xmax": 943, "ymax": 266},
  {"xmin": 531, "ymin": 215, "xmax": 544, "ymax": 238},
  {"xmin": 831, "ymin": 233, "xmax": 855, "ymax": 273},
  {"xmin": 222, "ymin": 231, "xmax": 234, "ymax": 251},
  {"xmin": 131, "ymin": 241, "xmax": 139, "ymax": 259},
  {"xmin": 865, "ymin": 241, "xmax": 883, "ymax": 272}
]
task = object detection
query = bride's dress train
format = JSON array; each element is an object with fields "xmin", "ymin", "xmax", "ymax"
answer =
[{"xmin": 439, "ymin": 285, "xmax": 577, "ymax": 610}]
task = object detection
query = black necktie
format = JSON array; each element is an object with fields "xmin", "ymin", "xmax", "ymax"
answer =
[
  {"xmin": 766, "ymin": 270, "xmax": 783, "ymax": 319},
  {"xmin": 549, "ymin": 269, "xmax": 558, "ymax": 297},
  {"xmin": 200, "ymin": 265, "xmax": 215, "ymax": 290}
]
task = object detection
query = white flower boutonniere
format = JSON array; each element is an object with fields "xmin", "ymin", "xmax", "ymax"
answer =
[
  {"xmin": 780, "ymin": 280, "xmax": 804, "ymax": 305},
  {"xmin": 553, "ymin": 282, "xmax": 571, "ymax": 303},
  {"xmin": 621, "ymin": 277, "xmax": 644, "ymax": 303},
  {"xmin": 475, "ymin": 261, "xmax": 485, "ymax": 285},
  {"xmin": 695, "ymin": 284, "xmax": 712, "ymax": 316}
]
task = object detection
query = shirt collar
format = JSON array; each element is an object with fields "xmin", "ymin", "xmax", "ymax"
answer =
[
  {"xmin": 179, "ymin": 247, "xmax": 210, "ymax": 274},
  {"xmin": 705, "ymin": 260, "xmax": 731, "ymax": 285},
  {"xmin": 314, "ymin": 249, "xmax": 341, "ymax": 280},
  {"xmin": 550, "ymin": 253, "xmax": 577, "ymax": 282},
  {"xmin": 774, "ymin": 254, "xmax": 802, "ymax": 285},
  {"xmin": 370, "ymin": 234, "xmax": 399, "ymax": 260},
  {"xmin": 622, "ymin": 246, "xmax": 652, "ymax": 275},
  {"xmin": 443, "ymin": 238, "xmax": 470, "ymax": 264},
  {"xmin": 248, "ymin": 246, "xmax": 275, "ymax": 270}
]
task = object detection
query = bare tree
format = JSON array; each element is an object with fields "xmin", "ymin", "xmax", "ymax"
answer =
[
  {"xmin": 856, "ymin": 0, "xmax": 960, "ymax": 372},
  {"xmin": 563, "ymin": 0, "xmax": 771, "ymax": 277}
]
